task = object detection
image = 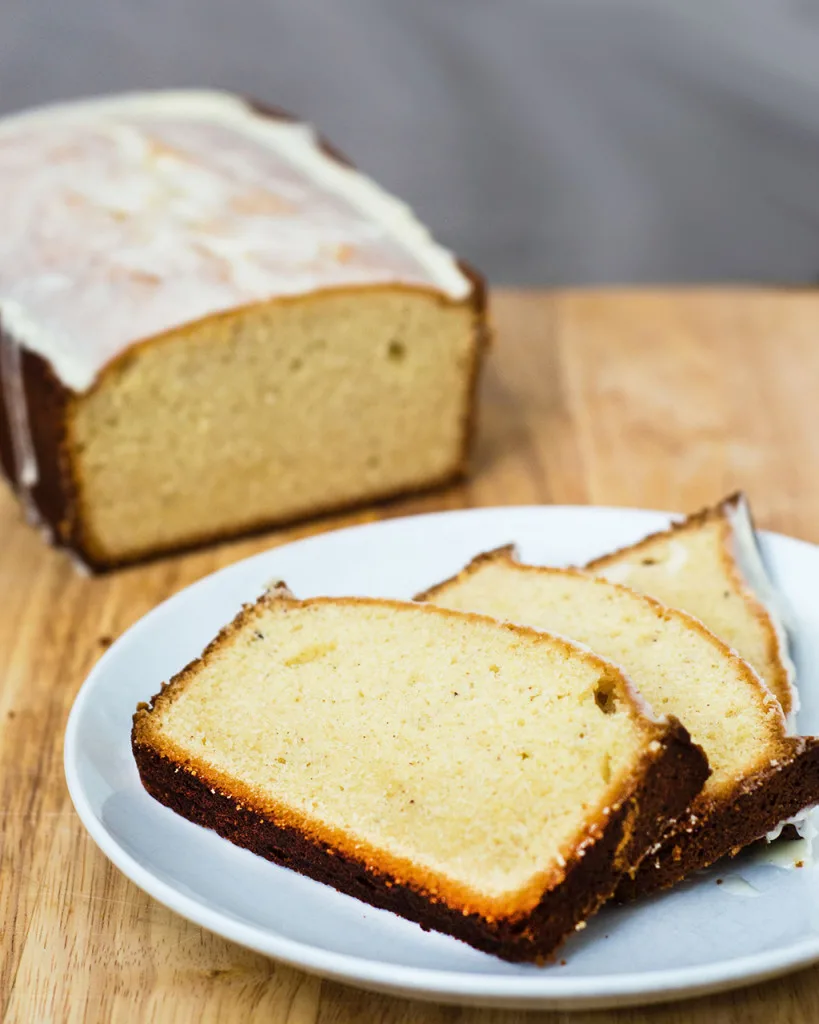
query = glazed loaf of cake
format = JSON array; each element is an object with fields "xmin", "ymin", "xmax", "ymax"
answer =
[{"xmin": 0, "ymin": 91, "xmax": 488, "ymax": 569}]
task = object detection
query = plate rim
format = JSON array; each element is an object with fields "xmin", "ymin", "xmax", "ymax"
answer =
[{"xmin": 63, "ymin": 503, "xmax": 819, "ymax": 1008}]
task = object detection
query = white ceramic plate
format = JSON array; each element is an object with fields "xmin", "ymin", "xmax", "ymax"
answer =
[{"xmin": 65, "ymin": 506, "xmax": 819, "ymax": 1010}]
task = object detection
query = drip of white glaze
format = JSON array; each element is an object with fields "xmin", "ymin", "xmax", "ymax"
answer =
[
  {"xmin": 758, "ymin": 835, "xmax": 814, "ymax": 869},
  {"xmin": 719, "ymin": 828, "xmax": 813, "ymax": 895},
  {"xmin": 766, "ymin": 808, "xmax": 818, "ymax": 851},
  {"xmin": 0, "ymin": 327, "xmax": 40, "ymax": 523}
]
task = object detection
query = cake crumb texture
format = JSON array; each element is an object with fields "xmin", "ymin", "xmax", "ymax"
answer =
[
  {"xmin": 132, "ymin": 592, "xmax": 707, "ymax": 961},
  {"xmin": 70, "ymin": 288, "xmax": 482, "ymax": 564},
  {"xmin": 586, "ymin": 493, "xmax": 794, "ymax": 717}
]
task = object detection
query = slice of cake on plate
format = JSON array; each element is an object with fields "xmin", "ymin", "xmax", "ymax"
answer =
[
  {"xmin": 587, "ymin": 491, "xmax": 812, "ymax": 847},
  {"xmin": 586, "ymin": 493, "xmax": 796, "ymax": 723},
  {"xmin": 418, "ymin": 546, "xmax": 819, "ymax": 897},
  {"xmin": 132, "ymin": 587, "xmax": 707, "ymax": 962},
  {"xmin": 0, "ymin": 90, "xmax": 487, "ymax": 569}
]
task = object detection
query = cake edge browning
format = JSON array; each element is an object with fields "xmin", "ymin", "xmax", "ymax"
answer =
[
  {"xmin": 131, "ymin": 591, "xmax": 709, "ymax": 962},
  {"xmin": 614, "ymin": 735, "xmax": 819, "ymax": 900},
  {"xmin": 132, "ymin": 717, "xmax": 704, "ymax": 963}
]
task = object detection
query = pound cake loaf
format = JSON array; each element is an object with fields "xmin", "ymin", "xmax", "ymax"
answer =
[
  {"xmin": 586, "ymin": 493, "xmax": 797, "ymax": 723},
  {"xmin": 0, "ymin": 90, "xmax": 488, "ymax": 570},
  {"xmin": 132, "ymin": 588, "xmax": 707, "ymax": 962},
  {"xmin": 418, "ymin": 546, "xmax": 819, "ymax": 897}
]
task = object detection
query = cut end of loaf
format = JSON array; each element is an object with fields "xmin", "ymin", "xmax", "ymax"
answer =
[{"xmin": 64, "ymin": 286, "xmax": 485, "ymax": 567}]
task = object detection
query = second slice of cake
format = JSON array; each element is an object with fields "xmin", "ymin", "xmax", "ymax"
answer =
[{"xmin": 419, "ymin": 547, "xmax": 819, "ymax": 897}]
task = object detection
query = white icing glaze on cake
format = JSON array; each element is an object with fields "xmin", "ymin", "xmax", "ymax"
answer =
[
  {"xmin": 725, "ymin": 494, "xmax": 799, "ymax": 730},
  {"xmin": 595, "ymin": 538, "xmax": 689, "ymax": 585},
  {"xmin": 766, "ymin": 808, "xmax": 818, "ymax": 845},
  {"xmin": 0, "ymin": 90, "xmax": 472, "ymax": 394},
  {"xmin": 0, "ymin": 331, "xmax": 40, "ymax": 523}
]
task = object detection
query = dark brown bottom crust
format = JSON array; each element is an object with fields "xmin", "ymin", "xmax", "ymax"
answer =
[
  {"xmin": 132, "ymin": 720, "xmax": 707, "ymax": 963},
  {"xmin": 615, "ymin": 736, "xmax": 819, "ymax": 900}
]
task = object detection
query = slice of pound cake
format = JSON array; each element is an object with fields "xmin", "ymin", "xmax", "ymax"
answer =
[
  {"xmin": 132, "ymin": 587, "xmax": 707, "ymax": 962},
  {"xmin": 0, "ymin": 90, "xmax": 487, "ymax": 570},
  {"xmin": 586, "ymin": 493, "xmax": 797, "ymax": 723},
  {"xmin": 418, "ymin": 547, "xmax": 819, "ymax": 897}
]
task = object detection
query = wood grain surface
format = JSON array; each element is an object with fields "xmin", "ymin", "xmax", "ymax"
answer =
[{"xmin": 3, "ymin": 289, "xmax": 819, "ymax": 1023}]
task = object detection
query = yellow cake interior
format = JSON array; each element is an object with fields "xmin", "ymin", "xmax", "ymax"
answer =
[
  {"xmin": 69, "ymin": 288, "xmax": 480, "ymax": 564},
  {"xmin": 423, "ymin": 555, "xmax": 786, "ymax": 800},
  {"xmin": 589, "ymin": 517, "xmax": 788, "ymax": 713},
  {"xmin": 136, "ymin": 598, "xmax": 658, "ymax": 909}
]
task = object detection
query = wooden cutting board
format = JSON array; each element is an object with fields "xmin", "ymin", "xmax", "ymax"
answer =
[{"xmin": 3, "ymin": 289, "xmax": 819, "ymax": 1023}]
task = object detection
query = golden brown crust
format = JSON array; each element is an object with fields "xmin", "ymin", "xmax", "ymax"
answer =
[
  {"xmin": 132, "ymin": 591, "xmax": 708, "ymax": 961},
  {"xmin": 584, "ymin": 493, "xmax": 746, "ymax": 567},
  {"xmin": 585, "ymin": 491, "xmax": 792, "ymax": 717},
  {"xmin": 419, "ymin": 544, "xmax": 819, "ymax": 896},
  {"xmin": 415, "ymin": 543, "xmax": 517, "ymax": 603}
]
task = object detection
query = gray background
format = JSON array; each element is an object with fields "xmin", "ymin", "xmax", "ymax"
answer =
[{"xmin": 4, "ymin": 0, "xmax": 819, "ymax": 285}]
